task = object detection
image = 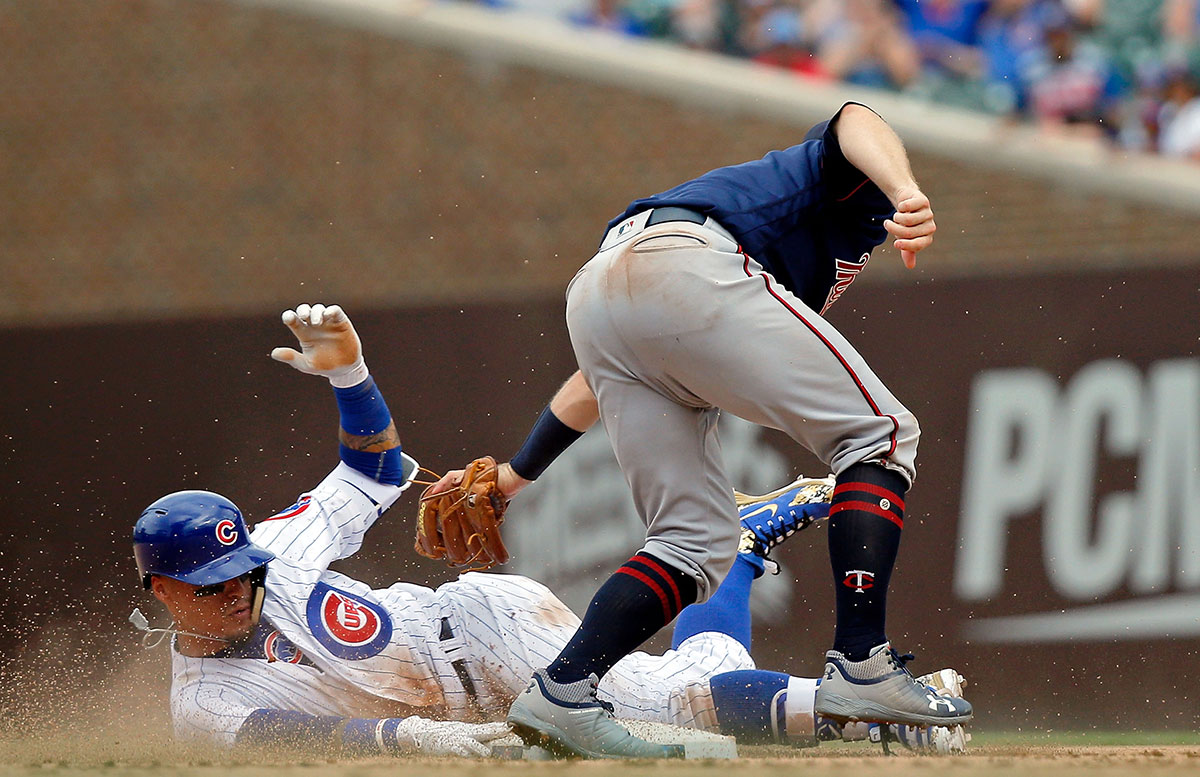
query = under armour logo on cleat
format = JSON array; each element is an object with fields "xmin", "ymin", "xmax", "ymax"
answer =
[{"xmin": 928, "ymin": 695, "xmax": 956, "ymax": 712}]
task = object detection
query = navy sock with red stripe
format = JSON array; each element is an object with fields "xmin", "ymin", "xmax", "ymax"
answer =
[
  {"xmin": 827, "ymin": 463, "xmax": 907, "ymax": 661},
  {"xmin": 545, "ymin": 552, "xmax": 698, "ymax": 685}
]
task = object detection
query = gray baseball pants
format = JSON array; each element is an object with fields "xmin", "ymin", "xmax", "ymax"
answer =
[{"xmin": 565, "ymin": 210, "xmax": 919, "ymax": 600}]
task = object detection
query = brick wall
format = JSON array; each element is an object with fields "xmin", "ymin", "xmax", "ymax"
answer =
[{"xmin": 2, "ymin": 0, "xmax": 1196, "ymax": 327}]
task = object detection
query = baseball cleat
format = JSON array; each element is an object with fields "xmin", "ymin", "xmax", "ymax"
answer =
[
  {"xmin": 813, "ymin": 643, "xmax": 973, "ymax": 727},
  {"xmin": 868, "ymin": 721, "xmax": 970, "ymax": 753},
  {"xmin": 917, "ymin": 667, "xmax": 966, "ymax": 699},
  {"xmin": 507, "ymin": 669, "xmax": 682, "ymax": 759},
  {"xmin": 736, "ymin": 475, "xmax": 834, "ymax": 573}
]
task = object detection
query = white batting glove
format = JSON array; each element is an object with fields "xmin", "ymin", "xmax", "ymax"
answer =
[
  {"xmin": 392, "ymin": 717, "xmax": 511, "ymax": 757},
  {"xmin": 270, "ymin": 303, "xmax": 369, "ymax": 388}
]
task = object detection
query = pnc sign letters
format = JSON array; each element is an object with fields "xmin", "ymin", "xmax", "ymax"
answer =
[{"xmin": 954, "ymin": 358, "xmax": 1200, "ymax": 642}]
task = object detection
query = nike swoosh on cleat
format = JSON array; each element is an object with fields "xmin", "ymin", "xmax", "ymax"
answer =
[{"xmin": 740, "ymin": 504, "xmax": 780, "ymax": 521}]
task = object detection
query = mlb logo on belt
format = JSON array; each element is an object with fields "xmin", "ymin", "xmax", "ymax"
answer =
[{"xmin": 305, "ymin": 581, "xmax": 392, "ymax": 659}]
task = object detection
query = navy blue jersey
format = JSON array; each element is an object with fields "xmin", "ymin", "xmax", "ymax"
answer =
[{"xmin": 607, "ymin": 104, "xmax": 894, "ymax": 313}]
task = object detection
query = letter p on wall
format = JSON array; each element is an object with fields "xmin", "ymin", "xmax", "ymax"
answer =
[{"xmin": 954, "ymin": 369, "xmax": 1058, "ymax": 601}]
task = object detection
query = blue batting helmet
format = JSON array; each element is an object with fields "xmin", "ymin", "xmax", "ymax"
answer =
[{"xmin": 133, "ymin": 490, "xmax": 275, "ymax": 589}]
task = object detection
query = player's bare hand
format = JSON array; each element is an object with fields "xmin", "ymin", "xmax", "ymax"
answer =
[
  {"xmin": 429, "ymin": 460, "xmax": 531, "ymax": 501},
  {"xmin": 270, "ymin": 303, "xmax": 368, "ymax": 387},
  {"xmin": 884, "ymin": 188, "xmax": 935, "ymax": 269}
]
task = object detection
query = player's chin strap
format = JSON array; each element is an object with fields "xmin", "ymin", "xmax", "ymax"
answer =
[{"xmin": 128, "ymin": 608, "xmax": 234, "ymax": 649}]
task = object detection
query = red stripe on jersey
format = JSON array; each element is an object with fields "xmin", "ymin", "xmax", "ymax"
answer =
[
  {"xmin": 262, "ymin": 496, "xmax": 312, "ymax": 521},
  {"xmin": 836, "ymin": 178, "xmax": 871, "ymax": 202},
  {"xmin": 832, "ymin": 481, "xmax": 906, "ymax": 512},
  {"xmin": 616, "ymin": 566, "xmax": 672, "ymax": 622},
  {"xmin": 830, "ymin": 500, "xmax": 904, "ymax": 529},
  {"xmin": 740, "ymin": 250, "xmax": 899, "ymax": 458}
]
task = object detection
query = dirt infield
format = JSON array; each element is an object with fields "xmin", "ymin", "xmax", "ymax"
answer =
[{"xmin": 4, "ymin": 736, "xmax": 1200, "ymax": 777}]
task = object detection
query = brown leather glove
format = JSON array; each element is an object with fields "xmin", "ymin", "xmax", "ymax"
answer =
[{"xmin": 415, "ymin": 456, "xmax": 510, "ymax": 570}]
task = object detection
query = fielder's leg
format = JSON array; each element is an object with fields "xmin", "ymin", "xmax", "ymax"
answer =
[{"xmin": 636, "ymin": 240, "xmax": 970, "ymax": 728}]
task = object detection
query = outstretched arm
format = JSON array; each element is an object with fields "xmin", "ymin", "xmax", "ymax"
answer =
[
  {"xmin": 234, "ymin": 709, "xmax": 509, "ymax": 756},
  {"xmin": 830, "ymin": 104, "xmax": 935, "ymax": 269},
  {"xmin": 270, "ymin": 303, "xmax": 404, "ymax": 483}
]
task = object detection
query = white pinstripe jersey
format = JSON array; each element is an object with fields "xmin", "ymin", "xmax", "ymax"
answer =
[{"xmin": 169, "ymin": 461, "xmax": 755, "ymax": 746}]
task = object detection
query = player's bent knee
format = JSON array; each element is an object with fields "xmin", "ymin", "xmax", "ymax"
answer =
[{"xmin": 640, "ymin": 539, "xmax": 725, "ymax": 603}]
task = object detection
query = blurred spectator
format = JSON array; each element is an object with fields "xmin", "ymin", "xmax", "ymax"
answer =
[
  {"xmin": 895, "ymin": 0, "xmax": 989, "ymax": 77},
  {"xmin": 1022, "ymin": 10, "xmax": 1125, "ymax": 136},
  {"xmin": 1158, "ymin": 66, "xmax": 1200, "ymax": 157},
  {"xmin": 1114, "ymin": 58, "xmax": 1171, "ymax": 149},
  {"xmin": 736, "ymin": 0, "xmax": 828, "ymax": 76},
  {"xmin": 568, "ymin": 0, "xmax": 653, "ymax": 35},
  {"xmin": 893, "ymin": 0, "xmax": 993, "ymax": 109},
  {"xmin": 1164, "ymin": 0, "xmax": 1200, "ymax": 74},
  {"xmin": 810, "ymin": 0, "xmax": 921, "ymax": 89},
  {"xmin": 670, "ymin": 0, "xmax": 727, "ymax": 51},
  {"xmin": 1068, "ymin": 0, "xmax": 1166, "ymax": 81},
  {"xmin": 977, "ymin": 0, "xmax": 1067, "ymax": 113}
]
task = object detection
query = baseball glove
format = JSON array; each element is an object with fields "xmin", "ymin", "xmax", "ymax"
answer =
[{"xmin": 415, "ymin": 456, "xmax": 510, "ymax": 571}]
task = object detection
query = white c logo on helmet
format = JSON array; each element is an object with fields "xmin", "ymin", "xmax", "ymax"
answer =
[{"xmin": 215, "ymin": 519, "xmax": 238, "ymax": 546}]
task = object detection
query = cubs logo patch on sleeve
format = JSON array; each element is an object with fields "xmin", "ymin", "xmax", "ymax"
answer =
[
  {"xmin": 264, "ymin": 630, "xmax": 305, "ymax": 664},
  {"xmin": 304, "ymin": 582, "xmax": 393, "ymax": 659}
]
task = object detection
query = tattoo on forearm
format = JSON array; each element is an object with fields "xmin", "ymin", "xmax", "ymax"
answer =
[{"xmin": 339, "ymin": 421, "xmax": 401, "ymax": 453}]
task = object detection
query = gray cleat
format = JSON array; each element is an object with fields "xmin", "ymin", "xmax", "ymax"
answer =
[
  {"xmin": 814, "ymin": 642, "xmax": 973, "ymax": 727},
  {"xmin": 507, "ymin": 669, "xmax": 683, "ymax": 759}
]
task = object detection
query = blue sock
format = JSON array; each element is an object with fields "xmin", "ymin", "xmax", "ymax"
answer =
[
  {"xmin": 671, "ymin": 554, "xmax": 757, "ymax": 651},
  {"xmin": 709, "ymin": 670, "xmax": 790, "ymax": 744}
]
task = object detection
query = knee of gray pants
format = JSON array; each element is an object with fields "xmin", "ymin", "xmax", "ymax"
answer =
[
  {"xmin": 640, "ymin": 535, "xmax": 739, "ymax": 604},
  {"xmin": 832, "ymin": 408, "xmax": 921, "ymax": 488}
]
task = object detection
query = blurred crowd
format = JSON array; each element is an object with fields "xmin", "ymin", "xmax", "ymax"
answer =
[{"xmin": 464, "ymin": 0, "xmax": 1200, "ymax": 161}]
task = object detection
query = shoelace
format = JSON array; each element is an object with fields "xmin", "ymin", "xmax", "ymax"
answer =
[
  {"xmin": 750, "ymin": 507, "xmax": 813, "ymax": 550},
  {"xmin": 588, "ymin": 680, "xmax": 616, "ymax": 715},
  {"xmin": 887, "ymin": 649, "xmax": 918, "ymax": 677}
]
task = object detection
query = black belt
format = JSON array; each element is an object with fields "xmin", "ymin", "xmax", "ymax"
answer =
[
  {"xmin": 645, "ymin": 206, "xmax": 707, "ymax": 226},
  {"xmin": 439, "ymin": 617, "xmax": 479, "ymax": 703}
]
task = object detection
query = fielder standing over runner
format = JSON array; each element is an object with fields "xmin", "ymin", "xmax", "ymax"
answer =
[
  {"xmin": 131, "ymin": 302, "xmax": 968, "ymax": 757},
  {"xmin": 433, "ymin": 101, "xmax": 973, "ymax": 758}
]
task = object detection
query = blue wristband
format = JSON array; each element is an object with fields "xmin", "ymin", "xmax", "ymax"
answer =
[
  {"xmin": 339, "ymin": 445, "xmax": 404, "ymax": 486},
  {"xmin": 343, "ymin": 717, "xmax": 407, "ymax": 755},
  {"xmin": 237, "ymin": 709, "xmax": 343, "ymax": 748},
  {"xmin": 333, "ymin": 376, "xmax": 392, "ymax": 436},
  {"xmin": 509, "ymin": 406, "xmax": 584, "ymax": 481}
]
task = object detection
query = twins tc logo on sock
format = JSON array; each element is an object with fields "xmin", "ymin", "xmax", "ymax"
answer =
[
  {"xmin": 842, "ymin": 570, "xmax": 875, "ymax": 593},
  {"xmin": 831, "ymin": 477, "xmax": 905, "ymax": 594}
]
